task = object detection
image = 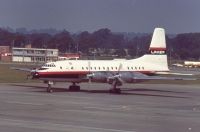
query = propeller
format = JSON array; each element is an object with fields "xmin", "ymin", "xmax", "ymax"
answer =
[
  {"xmin": 86, "ymin": 61, "xmax": 93, "ymax": 83},
  {"xmin": 29, "ymin": 68, "xmax": 38, "ymax": 79},
  {"xmin": 117, "ymin": 63, "xmax": 123, "ymax": 73},
  {"xmin": 107, "ymin": 63, "xmax": 123, "ymax": 85},
  {"xmin": 10, "ymin": 66, "xmax": 38, "ymax": 80},
  {"xmin": 116, "ymin": 63, "xmax": 124, "ymax": 85}
]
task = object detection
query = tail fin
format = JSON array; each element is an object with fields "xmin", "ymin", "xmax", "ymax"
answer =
[
  {"xmin": 149, "ymin": 28, "xmax": 166, "ymax": 54},
  {"xmin": 141, "ymin": 28, "xmax": 169, "ymax": 72}
]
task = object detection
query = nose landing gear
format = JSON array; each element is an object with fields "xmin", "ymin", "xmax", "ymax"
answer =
[{"xmin": 46, "ymin": 81, "xmax": 54, "ymax": 93}]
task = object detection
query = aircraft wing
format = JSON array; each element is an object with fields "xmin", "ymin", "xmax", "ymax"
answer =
[
  {"xmin": 107, "ymin": 71, "xmax": 196, "ymax": 84},
  {"xmin": 10, "ymin": 67, "xmax": 33, "ymax": 72}
]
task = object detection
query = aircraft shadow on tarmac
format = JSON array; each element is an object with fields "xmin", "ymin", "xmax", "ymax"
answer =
[{"xmin": 10, "ymin": 84, "xmax": 188, "ymax": 99}]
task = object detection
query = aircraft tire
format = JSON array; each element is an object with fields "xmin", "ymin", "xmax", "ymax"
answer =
[
  {"xmin": 69, "ymin": 85, "xmax": 80, "ymax": 91},
  {"xmin": 109, "ymin": 88, "xmax": 121, "ymax": 94}
]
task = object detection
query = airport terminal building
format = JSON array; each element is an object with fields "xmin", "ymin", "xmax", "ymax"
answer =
[{"xmin": 12, "ymin": 47, "xmax": 58, "ymax": 63}]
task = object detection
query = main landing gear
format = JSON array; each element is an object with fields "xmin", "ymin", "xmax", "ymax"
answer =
[
  {"xmin": 46, "ymin": 82, "xmax": 81, "ymax": 93},
  {"xmin": 69, "ymin": 82, "xmax": 80, "ymax": 91},
  {"xmin": 109, "ymin": 83, "xmax": 121, "ymax": 94}
]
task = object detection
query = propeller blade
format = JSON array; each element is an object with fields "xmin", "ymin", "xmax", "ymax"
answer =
[
  {"xmin": 88, "ymin": 61, "xmax": 91, "ymax": 73},
  {"xmin": 117, "ymin": 63, "xmax": 122, "ymax": 73}
]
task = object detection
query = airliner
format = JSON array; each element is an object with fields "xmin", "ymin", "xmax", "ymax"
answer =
[{"xmin": 12, "ymin": 28, "xmax": 192, "ymax": 93}]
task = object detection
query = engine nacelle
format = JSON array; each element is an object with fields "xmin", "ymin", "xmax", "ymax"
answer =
[
  {"xmin": 117, "ymin": 72, "xmax": 147, "ymax": 83},
  {"xmin": 117, "ymin": 72, "xmax": 134, "ymax": 83},
  {"xmin": 88, "ymin": 71, "xmax": 147, "ymax": 84},
  {"xmin": 88, "ymin": 72, "xmax": 113, "ymax": 83}
]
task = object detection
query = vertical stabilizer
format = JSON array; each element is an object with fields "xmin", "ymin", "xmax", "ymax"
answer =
[
  {"xmin": 144, "ymin": 28, "xmax": 169, "ymax": 72},
  {"xmin": 131, "ymin": 28, "xmax": 169, "ymax": 72},
  {"xmin": 149, "ymin": 28, "xmax": 166, "ymax": 53}
]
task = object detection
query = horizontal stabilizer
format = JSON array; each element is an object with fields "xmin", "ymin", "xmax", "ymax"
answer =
[
  {"xmin": 132, "ymin": 72, "xmax": 196, "ymax": 81},
  {"xmin": 155, "ymin": 71, "xmax": 194, "ymax": 76}
]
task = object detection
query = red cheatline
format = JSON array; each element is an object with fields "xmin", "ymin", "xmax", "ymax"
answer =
[{"xmin": 149, "ymin": 47, "xmax": 166, "ymax": 51}]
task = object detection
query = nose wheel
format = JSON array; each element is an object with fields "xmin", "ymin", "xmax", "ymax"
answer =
[
  {"xmin": 47, "ymin": 84, "xmax": 53, "ymax": 93},
  {"xmin": 46, "ymin": 81, "xmax": 54, "ymax": 93}
]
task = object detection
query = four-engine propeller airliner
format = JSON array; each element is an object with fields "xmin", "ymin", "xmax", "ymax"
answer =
[{"xmin": 12, "ymin": 28, "xmax": 193, "ymax": 93}]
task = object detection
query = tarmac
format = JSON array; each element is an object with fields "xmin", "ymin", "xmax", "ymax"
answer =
[{"xmin": 0, "ymin": 82, "xmax": 200, "ymax": 132}]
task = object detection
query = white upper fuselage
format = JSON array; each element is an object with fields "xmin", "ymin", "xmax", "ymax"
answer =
[{"xmin": 35, "ymin": 54, "xmax": 169, "ymax": 82}]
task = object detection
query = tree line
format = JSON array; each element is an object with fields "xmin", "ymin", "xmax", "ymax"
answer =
[{"xmin": 0, "ymin": 28, "xmax": 200, "ymax": 60}]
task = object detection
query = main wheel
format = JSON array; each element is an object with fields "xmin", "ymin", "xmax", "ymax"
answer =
[
  {"xmin": 69, "ymin": 85, "xmax": 80, "ymax": 91},
  {"xmin": 109, "ymin": 88, "xmax": 121, "ymax": 94}
]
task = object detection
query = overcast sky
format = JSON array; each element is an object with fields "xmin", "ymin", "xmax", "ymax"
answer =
[{"xmin": 0, "ymin": 0, "xmax": 200, "ymax": 33}]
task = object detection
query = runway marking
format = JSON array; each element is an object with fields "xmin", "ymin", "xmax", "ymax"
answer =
[
  {"xmin": 0, "ymin": 91, "xmax": 95, "ymax": 100},
  {"xmin": 0, "ymin": 118, "xmax": 136, "ymax": 132},
  {"xmin": 84, "ymin": 106, "xmax": 131, "ymax": 111},
  {"xmin": 5, "ymin": 101, "xmax": 44, "ymax": 106},
  {"xmin": 0, "ymin": 91, "xmax": 126, "ymax": 103}
]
